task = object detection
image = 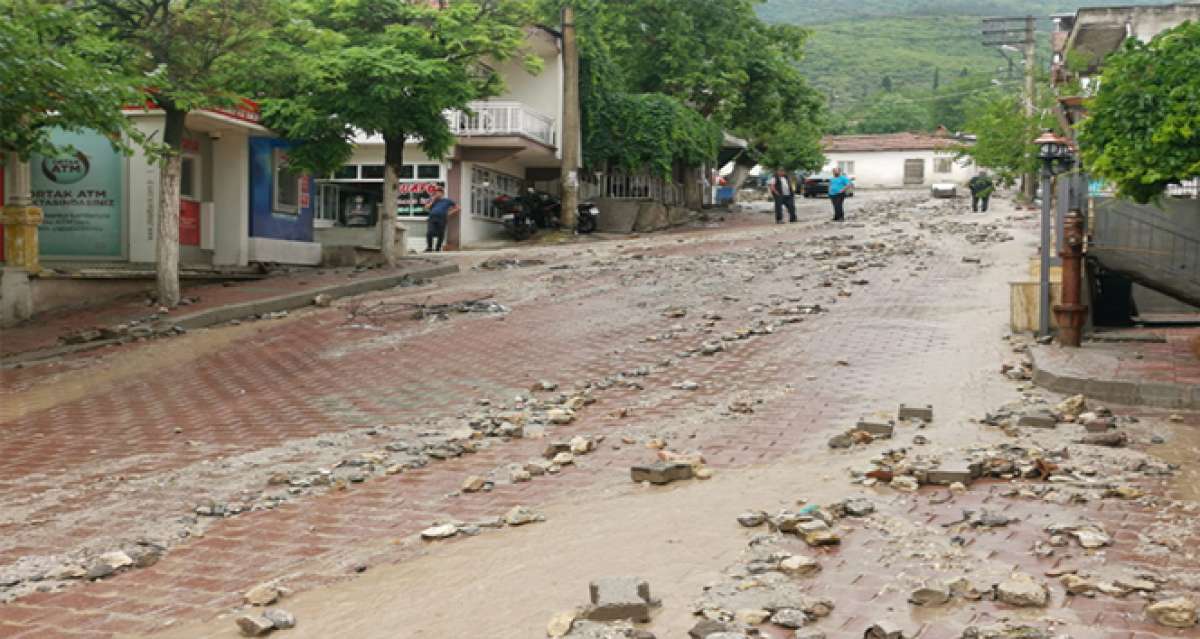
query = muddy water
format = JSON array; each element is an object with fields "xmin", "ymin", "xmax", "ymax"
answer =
[{"xmin": 1149, "ymin": 417, "xmax": 1200, "ymax": 501}]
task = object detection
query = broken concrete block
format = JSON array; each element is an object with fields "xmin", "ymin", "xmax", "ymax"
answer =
[
  {"xmin": 586, "ymin": 576, "xmax": 655, "ymax": 623},
  {"xmin": 544, "ymin": 442, "xmax": 572, "ymax": 459},
  {"xmin": 770, "ymin": 608, "xmax": 809, "ymax": 628},
  {"xmin": 243, "ymin": 582, "xmax": 282, "ymax": 606},
  {"xmin": 923, "ymin": 462, "xmax": 979, "ymax": 486},
  {"xmin": 1083, "ymin": 417, "xmax": 1115, "ymax": 433},
  {"xmin": 855, "ymin": 420, "xmax": 895, "ymax": 438},
  {"xmin": 547, "ymin": 610, "xmax": 577, "ymax": 637},
  {"xmin": 737, "ymin": 511, "xmax": 766, "ymax": 527},
  {"xmin": 1078, "ymin": 431, "xmax": 1128, "ymax": 447},
  {"xmin": 630, "ymin": 462, "xmax": 692, "ymax": 485},
  {"xmin": 897, "ymin": 404, "xmax": 933, "ymax": 422},
  {"xmin": 1017, "ymin": 411, "xmax": 1057, "ymax": 429}
]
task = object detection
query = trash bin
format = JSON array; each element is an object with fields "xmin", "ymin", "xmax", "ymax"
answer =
[{"xmin": 717, "ymin": 186, "xmax": 735, "ymax": 205}]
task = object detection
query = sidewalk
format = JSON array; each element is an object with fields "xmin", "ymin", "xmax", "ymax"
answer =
[
  {"xmin": 0, "ymin": 257, "xmax": 457, "ymax": 363},
  {"xmin": 1032, "ymin": 326, "xmax": 1200, "ymax": 408}
]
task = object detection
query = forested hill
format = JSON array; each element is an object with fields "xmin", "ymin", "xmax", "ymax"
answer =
[{"xmin": 758, "ymin": 0, "xmax": 1169, "ymax": 119}]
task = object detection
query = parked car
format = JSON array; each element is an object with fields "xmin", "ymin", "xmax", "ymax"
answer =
[
  {"xmin": 802, "ymin": 173, "xmax": 855, "ymax": 198},
  {"xmin": 931, "ymin": 182, "xmax": 957, "ymax": 198}
]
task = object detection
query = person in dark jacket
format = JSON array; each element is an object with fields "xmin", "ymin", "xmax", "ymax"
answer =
[
  {"xmin": 767, "ymin": 168, "xmax": 798, "ymax": 224},
  {"xmin": 968, "ymin": 171, "xmax": 995, "ymax": 212},
  {"xmin": 424, "ymin": 187, "xmax": 460, "ymax": 252}
]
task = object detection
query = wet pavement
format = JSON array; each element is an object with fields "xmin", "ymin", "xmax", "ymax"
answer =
[{"xmin": 0, "ymin": 191, "xmax": 1196, "ymax": 639}]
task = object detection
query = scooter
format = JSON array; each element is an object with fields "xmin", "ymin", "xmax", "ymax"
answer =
[
  {"xmin": 495, "ymin": 193, "xmax": 537, "ymax": 241},
  {"xmin": 576, "ymin": 200, "xmax": 599, "ymax": 234},
  {"xmin": 521, "ymin": 188, "xmax": 600, "ymax": 235}
]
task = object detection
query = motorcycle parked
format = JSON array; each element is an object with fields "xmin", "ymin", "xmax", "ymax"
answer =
[
  {"xmin": 495, "ymin": 193, "xmax": 537, "ymax": 241},
  {"xmin": 576, "ymin": 200, "xmax": 599, "ymax": 234}
]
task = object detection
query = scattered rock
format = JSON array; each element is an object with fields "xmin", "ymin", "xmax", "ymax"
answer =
[
  {"xmin": 909, "ymin": 583, "xmax": 952, "ymax": 607},
  {"xmin": 779, "ymin": 554, "xmax": 821, "ymax": 576},
  {"xmin": 1146, "ymin": 596, "xmax": 1197, "ymax": 628},
  {"xmin": 462, "ymin": 475, "xmax": 488, "ymax": 493},
  {"xmin": 313, "ymin": 294, "xmax": 333, "ymax": 307},
  {"xmin": 770, "ymin": 608, "xmax": 809, "ymax": 628},
  {"xmin": 897, "ymin": 404, "xmax": 933, "ymax": 422},
  {"xmin": 864, "ymin": 621, "xmax": 908, "ymax": 639},
  {"xmin": 1077, "ymin": 431, "xmax": 1128, "ymax": 447},
  {"xmin": 263, "ymin": 608, "xmax": 295, "ymax": 630},
  {"xmin": 890, "ymin": 476, "xmax": 919, "ymax": 492},
  {"xmin": 1056, "ymin": 394, "xmax": 1087, "ymax": 417},
  {"xmin": 505, "ymin": 505, "xmax": 543, "ymax": 526},
  {"xmin": 631, "ymin": 462, "xmax": 693, "ymax": 485},
  {"xmin": 236, "ymin": 614, "xmax": 275, "ymax": 636},
  {"xmin": 421, "ymin": 524, "xmax": 459, "ymax": 540},
  {"xmin": 244, "ymin": 581, "xmax": 283, "ymax": 606},
  {"xmin": 996, "ymin": 573, "xmax": 1049, "ymax": 607}
]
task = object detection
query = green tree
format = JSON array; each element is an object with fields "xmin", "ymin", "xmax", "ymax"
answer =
[
  {"xmin": 0, "ymin": 0, "xmax": 141, "ymax": 160},
  {"xmin": 930, "ymin": 74, "xmax": 1002, "ymax": 132},
  {"xmin": 90, "ymin": 0, "xmax": 290, "ymax": 307},
  {"xmin": 881, "ymin": 75, "xmax": 893, "ymax": 92},
  {"xmin": 1078, "ymin": 21, "xmax": 1200, "ymax": 203},
  {"xmin": 547, "ymin": 0, "xmax": 825, "ymax": 176},
  {"xmin": 262, "ymin": 0, "xmax": 535, "ymax": 261},
  {"xmin": 958, "ymin": 90, "xmax": 1054, "ymax": 186},
  {"xmin": 855, "ymin": 93, "xmax": 928, "ymax": 134}
]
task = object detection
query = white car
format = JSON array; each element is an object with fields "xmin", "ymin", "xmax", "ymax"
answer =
[{"xmin": 931, "ymin": 183, "xmax": 957, "ymax": 198}]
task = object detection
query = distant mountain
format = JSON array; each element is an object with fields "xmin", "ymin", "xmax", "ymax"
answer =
[{"xmin": 758, "ymin": 0, "xmax": 1171, "ymax": 120}]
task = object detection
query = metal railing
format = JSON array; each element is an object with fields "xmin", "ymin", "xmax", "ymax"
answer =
[
  {"xmin": 446, "ymin": 101, "xmax": 558, "ymax": 147},
  {"xmin": 581, "ymin": 171, "xmax": 684, "ymax": 206}
]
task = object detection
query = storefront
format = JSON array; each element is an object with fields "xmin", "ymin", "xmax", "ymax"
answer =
[
  {"xmin": 315, "ymin": 139, "xmax": 447, "ymax": 253},
  {"xmin": 1, "ymin": 105, "xmax": 320, "ymax": 269}
]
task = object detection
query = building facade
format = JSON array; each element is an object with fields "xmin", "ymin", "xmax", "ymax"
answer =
[
  {"xmin": 820, "ymin": 133, "xmax": 977, "ymax": 189},
  {"xmin": 316, "ymin": 27, "xmax": 564, "ymax": 252}
]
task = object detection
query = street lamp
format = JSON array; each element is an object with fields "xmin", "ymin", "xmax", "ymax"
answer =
[{"xmin": 1032, "ymin": 129, "xmax": 1075, "ymax": 339}]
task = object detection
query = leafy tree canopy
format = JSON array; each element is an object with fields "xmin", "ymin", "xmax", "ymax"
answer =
[
  {"xmin": 261, "ymin": 0, "xmax": 536, "ymax": 176},
  {"xmin": 958, "ymin": 89, "xmax": 1055, "ymax": 185},
  {"xmin": 0, "ymin": 0, "xmax": 143, "ymax": 159},
  {"xmin": 1078, "ymin": 21, "xmax": 1200, "ymax": 203}
]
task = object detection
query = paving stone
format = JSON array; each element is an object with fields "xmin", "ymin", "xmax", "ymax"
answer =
[
  {"xmin": 854, "ymin": 419, "xmax": 894, "ymax": 438},
  {"xmin": 923, "ymin": 463, "xmax": 979, "ymax": 486},
  {"xmin": 630, "ymin": 462, "xmax": 692, "ymax": 484},
  {"xmin": 1016, "ymin": 411, "xmax": 1057, "ymax": 429}
]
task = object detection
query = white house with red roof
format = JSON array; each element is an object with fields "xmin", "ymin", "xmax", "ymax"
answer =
[{"xmin": 820, "ymin": 132, "xmax": 977, "ymax": 189}]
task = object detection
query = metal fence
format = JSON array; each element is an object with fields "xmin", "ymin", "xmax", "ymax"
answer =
[
  {"xmin": 580, "ymin": 171, "xmax": 684, "ymax": 206},
  {"xmin": 447, "ymin": 101, "xmax": 558, "ymax": 147}
]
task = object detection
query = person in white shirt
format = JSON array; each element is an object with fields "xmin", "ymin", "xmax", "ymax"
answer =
[{"xmin": 768, "ymin": 167, "xmax": 797, "ymax": 224}]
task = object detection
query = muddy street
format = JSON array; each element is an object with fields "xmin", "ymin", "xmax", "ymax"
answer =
[{"xmin": 1, "ymin": 192, "xmax": 1196, "ymax": 639}]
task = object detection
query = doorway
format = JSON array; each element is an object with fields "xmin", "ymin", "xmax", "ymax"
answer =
[{"xmin": 904, "ymin": 159, "xmax": 925, "ymax": 185}]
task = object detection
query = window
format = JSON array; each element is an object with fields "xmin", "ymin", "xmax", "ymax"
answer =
[
  {"xmin": 180, "ymin": 156, "xmax": 199, "ymax": 200},
  {"xmin": 837, "ymin": 161, "xmax": 855, "ymax": 175},
  {"xmin": 935, "ymin": 158, "xmax": 954, "ymax": 174},
  {"xmin": 273, "ymin": 148, "xmax": 300, "ymax": 214},
  {"xmin": 471, "ymin": 166, "xmax": 521, "ymax": 220},
  {"xmin": 417, "ymin": 164, "xmax": 441, "ymax": 180},
  {"xmin": 398, "ymin": 165, "xmax": 414, "ymax": 179},
  {"xmin": 360, "ymin": 164, "xmax": 385, "ymax": 180},
  {"xmin": 333, "ymin": 165, "xmax": 357, "ymax": 180}
]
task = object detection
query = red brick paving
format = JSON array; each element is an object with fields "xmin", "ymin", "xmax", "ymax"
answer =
[{"xmin": 0, "ymin": 206, "xmax": 1195, "ymax": 638}]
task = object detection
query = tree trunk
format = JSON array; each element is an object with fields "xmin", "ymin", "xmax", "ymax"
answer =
[
  {"xmin": 156, "ymin": 106, "xmax": 186, "ymax": 307},
  {"xmin": 729, "ymin": 164, "xmax": 750, "ymax": 203},
  {"xmin": 380, "ymin": 134, "xmax": 404, "ymax": 266},
  {"xmin": 559, "ymin": 4, "xmax": 581, "ymax": 229}
]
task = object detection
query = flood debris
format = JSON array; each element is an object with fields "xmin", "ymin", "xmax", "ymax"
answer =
[{"xmin": 585, "ymin": 577, "xmax": 660, "ymax": 623}]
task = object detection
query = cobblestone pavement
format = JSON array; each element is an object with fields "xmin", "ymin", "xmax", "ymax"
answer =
[{"xmin": 0, "ymin": 192, "xmax": 1196, "ymax": 639}]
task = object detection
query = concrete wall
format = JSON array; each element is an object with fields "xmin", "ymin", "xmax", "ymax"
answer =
[
  {"xmin": 212, "ymin": 131, "xmax": 250, "ymax": 266},
  {"xmin": 594, "ymin": 199, "xmax": 693, "ymax": 234},
  {"xmin": 492, "ymin": 48, "xmax": 562, "ymax": 127},
  {"xmin": 822, "ymin": 150, "xmax": 976, "ymax": 189},
  {"xmin": 126, "ymin": 116, "xmax": 165, "ymax": 263}
]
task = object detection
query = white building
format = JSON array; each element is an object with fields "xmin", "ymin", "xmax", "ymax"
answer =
[
  {"xmin": 316, "ymin": 26, "xmax": 564, "ymax": 252},
  {"xmin": 820, "ymin": 133, "xmax": 977, "ymax": 189}
]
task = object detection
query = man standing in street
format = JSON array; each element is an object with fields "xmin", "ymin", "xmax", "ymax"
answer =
[
  {"xmin": 968, "ymin": 171, "xmax": 995, "ymax": 212},
  {"xmin": 768, "ymin": 168, "xmax": 798, "ymax": 224},
  {"xmin": 423, "ymin": 186, "xmax": 459, "ymax": 252},
  {"xmin": 829, "ymin": 167, "xmax": 851, "ymax": 222}
]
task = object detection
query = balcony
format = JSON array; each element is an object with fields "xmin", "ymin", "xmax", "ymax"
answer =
[{"xmin": 447, "ymin": 101, "xmax": 558, "ymax": 149}]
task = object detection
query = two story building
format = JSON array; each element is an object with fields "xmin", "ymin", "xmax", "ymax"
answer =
[{"xmin": 316, "ymin": 26, "xmax": 564, "ymax": 252}]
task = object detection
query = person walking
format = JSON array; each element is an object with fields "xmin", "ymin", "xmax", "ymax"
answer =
[
  {"xmin": 423, "ymin": 186, "xmax": 459, "ymax": 252},
  {"xmin": 968, "ymin": 171, "xmax": 995, "ymax": 212},
  {"xmin": 828, "ymin": 168, "xmax": 852, "ymax": 222},
  {"xmin": 768, "ymin": 168, "xmax": 798, "ymax": 224}
]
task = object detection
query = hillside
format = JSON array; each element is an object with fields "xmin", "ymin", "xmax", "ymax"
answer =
[{"xmin": 758, "ymin": 0, "xmax": 1171, "ymax": 118}]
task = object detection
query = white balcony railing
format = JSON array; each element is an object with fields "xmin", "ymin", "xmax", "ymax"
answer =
[
  {"xmin": 446, "ymin": 101, "xmax": 558, "ymax": 148},
  {"xmin": 581, "ymin": 170, "xmax": 684, "ymax": 206}
]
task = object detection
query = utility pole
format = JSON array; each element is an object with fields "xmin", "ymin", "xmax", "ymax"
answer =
[
  {"xmin": 559, "ymin": 4, "xmax": 580, "ymax": 230},
  {"xmin": 1023, "ymin": 15, "xmax": 1037, "ymax": 202},
  {"xmin": 982, "ymin": 15, "xmax": 1038, "ymax": 201}
]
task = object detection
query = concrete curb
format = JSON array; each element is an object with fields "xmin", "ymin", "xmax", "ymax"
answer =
[
  {"xmin": 1030, "ymin": 349, "xmax": 1199, "ymax": 410},
  {"xmin": 1, "ymin": 261, "xmax": 459, "ymax": 367}
]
